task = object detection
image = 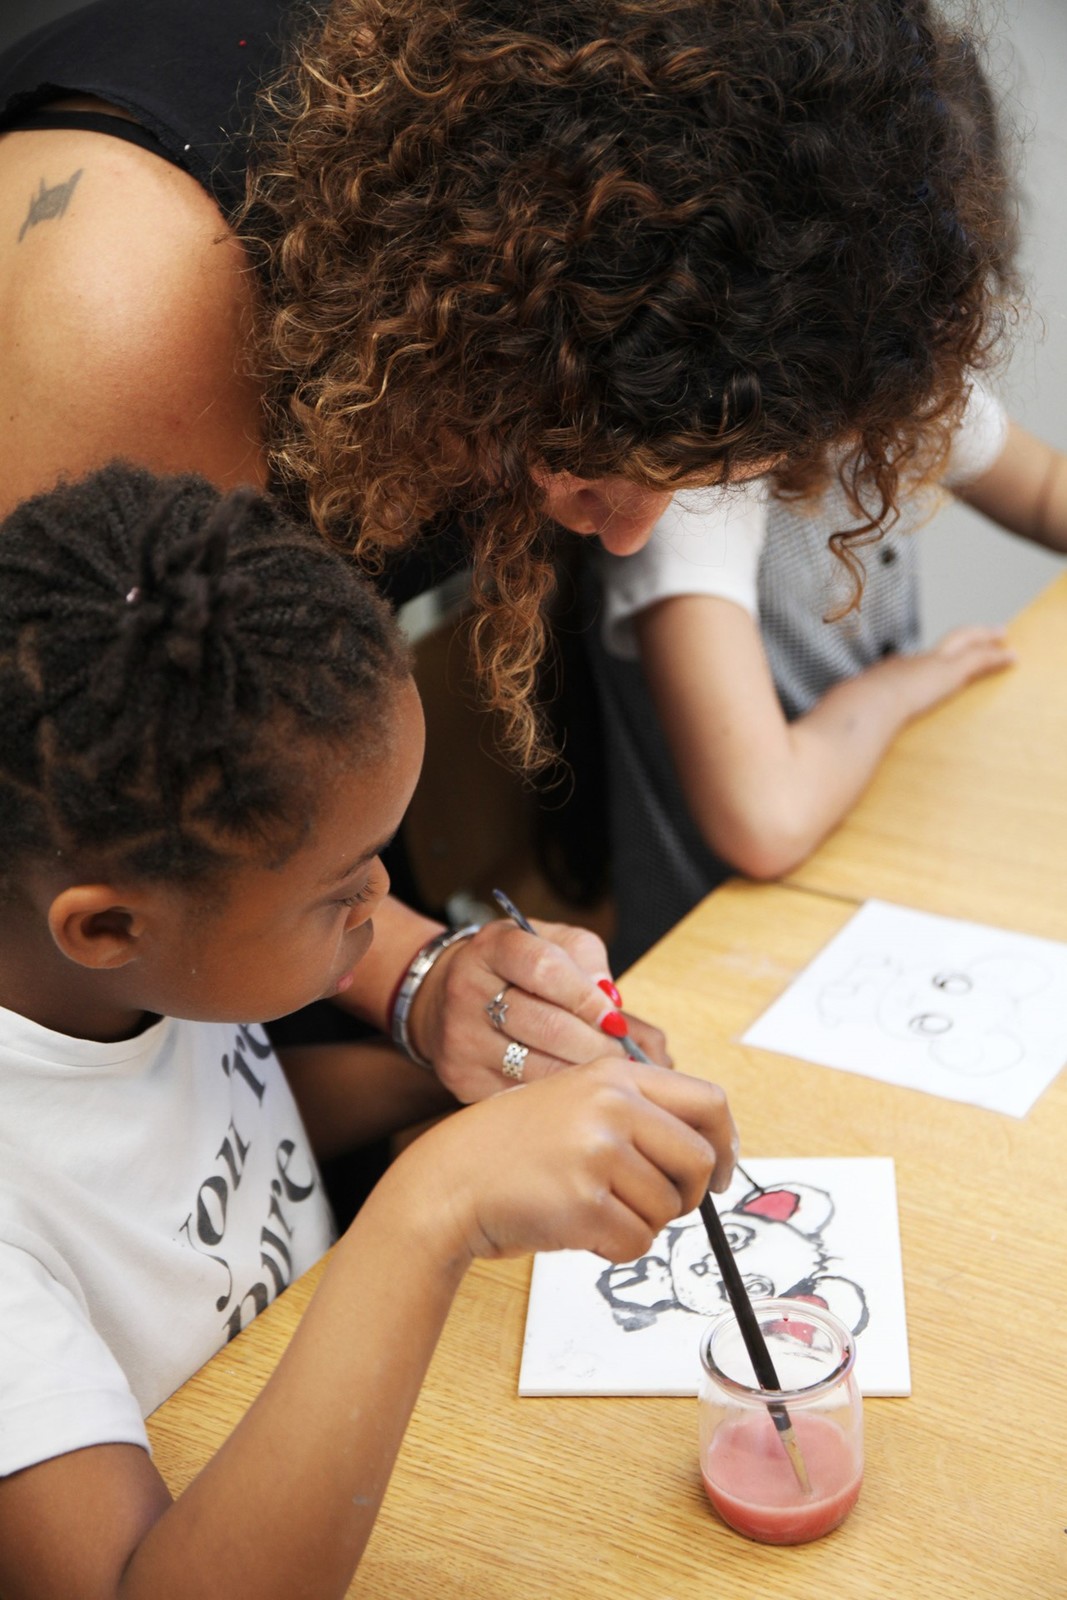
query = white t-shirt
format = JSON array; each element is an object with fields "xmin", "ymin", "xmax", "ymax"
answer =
[
  {"xmin": 598, "ymin": 380, "xmax": 1009, "ymax": 659},
  {"xmin": 0, "ymin": 1008, "xmax": 334, "ymax": 1477}
]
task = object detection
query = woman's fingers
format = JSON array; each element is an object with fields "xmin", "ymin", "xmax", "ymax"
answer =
[
  {"xmin": 618, "ymin": 1012, "xmax": 672, "ymax": 1067},
  {"xmin": 412, "ymin": 918, "xmax": 651, "ymax": 1101}
]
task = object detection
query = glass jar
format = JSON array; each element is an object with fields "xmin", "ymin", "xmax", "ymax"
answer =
[{"xmin": 698, "ymin": 1297, "xmax": 863, "ymax": 1545}]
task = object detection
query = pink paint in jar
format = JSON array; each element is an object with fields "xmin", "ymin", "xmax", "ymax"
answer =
[{"xmin": 698, "ymin": 1297, "xmax": 863, "ymax": 1545}]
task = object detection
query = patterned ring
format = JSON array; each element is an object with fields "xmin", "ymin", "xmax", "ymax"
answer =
[
  {"xmin": 485, "ymin": 984, "xmax": 512, "ymax": 1033},
  {"xmin": 501, "ymin": 1041, "xmax": 529, "ymax": 1081}
]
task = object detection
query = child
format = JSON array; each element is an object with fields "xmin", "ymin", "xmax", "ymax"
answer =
[
  {"xmin": 590, "ymin": 384, "xmax": 1067, "ymax": 969},
  {"xmin": 0, "ymin": 464, "xmax": 737, "ymax": 1598}
]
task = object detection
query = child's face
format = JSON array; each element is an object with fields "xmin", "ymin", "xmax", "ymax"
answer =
[{"xmin": 129, "ymin": 677, "xmax": 425, "ymax": 1025}]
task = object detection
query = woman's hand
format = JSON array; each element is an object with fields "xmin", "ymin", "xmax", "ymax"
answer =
[
  {"xmin": 393, "ymin": 1057, "xmax": 737, "ymax": 1267},
  {"xmin": 407, "ymin": 916, "xmax": 670, "ymax": 1103}
]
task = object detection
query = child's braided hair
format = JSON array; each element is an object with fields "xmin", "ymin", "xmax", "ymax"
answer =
[{"xmin": 0, "ymin": 463, "xmax": 410, "ymax": 887}]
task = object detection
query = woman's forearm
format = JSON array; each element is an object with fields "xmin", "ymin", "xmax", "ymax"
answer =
[{"xmin": 332, "ymin": 894, "xmax": 444, "ymax": 1031}]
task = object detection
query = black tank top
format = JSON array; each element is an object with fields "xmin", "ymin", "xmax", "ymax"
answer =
[{"xmin": 0, "ymin": 0, "xmax": 311, "ymax": 218}]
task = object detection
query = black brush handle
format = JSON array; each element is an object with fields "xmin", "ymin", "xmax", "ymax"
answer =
[{"xmin": 699, "ymin": 1194, "xmax": 784, "ymax": 1392}]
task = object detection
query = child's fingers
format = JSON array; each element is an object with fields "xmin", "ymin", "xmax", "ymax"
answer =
[
  {"xmin": 934, "ymin": 623, "xmax": 1010, "ymax": 659},
  {"xmin": 578, "ymin": 1190, "xmax": 677, "ymax": 1265},
  {"xmin": 628, "ymin": 1062, "xmax": 738, "ymax": 1196},
  {"xmin": 948, "ymin": 639, "xmax": 1016, "ymax": 687},
  {"xmin": 625, "ymin": 1101, "xmax": 717, "ymax": 1216},
  {"xmin": 620, "ymin": 1013, "xmax": 672, "ymax": 1067},
  {"xmin": 600, "ymin": 1141, "xmax": 688, "ymax": 1239}
]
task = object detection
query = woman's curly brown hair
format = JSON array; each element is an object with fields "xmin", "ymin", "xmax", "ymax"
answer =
[{"xmin": 244, "ymin": 0, "xmax": 1018, "ymax": 769}]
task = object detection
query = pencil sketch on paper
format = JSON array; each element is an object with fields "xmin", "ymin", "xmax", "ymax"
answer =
[
  {"xmin": 741, "ymin": 900, "xmax": 1067, "ymax": 1117},
  {"xmin": 596, "ymin": 1178, "xmax": 869, "ymax": 1338},
  {"xmin": 816, "ymin": 951, "xmax": 1051, "ymax": 1076},
  {"xmin": 519, "ymin": 1157, "xmax": 910, "ymax": 1398}
]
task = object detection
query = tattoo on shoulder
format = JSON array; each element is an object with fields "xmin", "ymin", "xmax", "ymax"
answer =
[{"xmin": 18, "ymin": 169, "xmax": 84, "ymax": 243}]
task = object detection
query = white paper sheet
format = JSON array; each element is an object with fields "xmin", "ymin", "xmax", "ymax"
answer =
[
  {"xmin": 741, "ymin": 899, "xmax": 1067, "ymax": 1117},
  {"xmin": 519, "ymin": 1157, "xmax": 909, "ymax": 1398}
]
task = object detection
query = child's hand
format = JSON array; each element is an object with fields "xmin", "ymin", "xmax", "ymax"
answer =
[
  {"xmin": 895, "ymin": 624, "xmax": 1016, "ymax": 718},
  {"xmin": 394, "ymin": 1059, "xmax": 736, "ymax": 1267}
]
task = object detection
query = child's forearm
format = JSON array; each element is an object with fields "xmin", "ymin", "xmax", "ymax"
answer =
[
  {"xmin": 956, "ymin": 422, "xmax": 1067, "ymax": 553},
  {"xmin": 711, "ymin": 633, "xmax": 1013, "ymax": 877},
  {"xmin": 692, "ymin": 662, "xmax": 921, "ymax": 879},
  {"xmin": 636, "ymin": 595, "xmax": 1012, "ymax": 882},
  {"xmin": 118, "ymin": 1163, "xmax": 469, "ymax": 1600}
]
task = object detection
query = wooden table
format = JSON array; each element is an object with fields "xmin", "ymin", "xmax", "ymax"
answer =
[
  {"xmin": 785, "ymin": 570, "xmax": 1067, "ymax": 939},
  {"xmin": 148, "ymin": 577, "xmax": 1067, "ymax": 1600}
]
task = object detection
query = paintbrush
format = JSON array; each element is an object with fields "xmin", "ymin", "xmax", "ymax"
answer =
[
  {"xmin": 491, "ymin": 886, "xmax": 810, "ymax": 1492},
  {"xmin": 490, "ymin": 888, "xmax": 653, "ymax": 1061},
  {"xmin": 697, "ymin": 1192, "xmax": 811, "ymax": 1493}
]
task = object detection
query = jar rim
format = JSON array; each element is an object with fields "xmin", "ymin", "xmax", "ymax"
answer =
[{"xmin": 698, "ymin": 1296, "xmax": 856, "ymax": 1403}]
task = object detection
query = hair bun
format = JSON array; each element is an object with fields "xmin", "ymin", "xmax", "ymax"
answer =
[{"xmin": 123, "ymin": 493, "xmax": 255, "ymax": 679}]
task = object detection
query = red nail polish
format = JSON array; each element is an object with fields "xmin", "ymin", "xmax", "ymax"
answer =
[
  {"xmin": 598, "ymin": 978, "xmax": 623, "ymax": 1007},
  {"xmin": 599, "ymin": 1010, "xmax": 628, "ymax": 1040}
]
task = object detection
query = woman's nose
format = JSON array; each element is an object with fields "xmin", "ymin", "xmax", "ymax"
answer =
[{"xmin": 543, "ymin": 477, "xmax": 671, "ymax": 553}]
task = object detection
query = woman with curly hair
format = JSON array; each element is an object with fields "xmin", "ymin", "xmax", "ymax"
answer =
[{"xmin": 0, "ymin": 0, "xmax": 1022, "ymax": 1098}]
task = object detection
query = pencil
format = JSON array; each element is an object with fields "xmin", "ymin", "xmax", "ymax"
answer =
[{"xmin": 490, "ymin": 888, "xmax": 653, "ymax": 1060}]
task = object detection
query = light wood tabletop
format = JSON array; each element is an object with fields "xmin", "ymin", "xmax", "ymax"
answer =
[
  {"xmin": 147, "ymin": 574, "xmax": 1067, "ymax": 1599},
  {"xmin": 784, "ymin": 569, "xmax": 1067, "ymax": 938}
]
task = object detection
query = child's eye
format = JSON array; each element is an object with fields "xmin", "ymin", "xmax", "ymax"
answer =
[{"xmin": 336, "ymin": 884, "xmax": 374, "ymax": 909}]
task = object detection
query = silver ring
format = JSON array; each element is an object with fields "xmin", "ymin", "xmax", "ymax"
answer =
[
  {"xmin": 501, "ymin": 1041, "xmax": 528, "ymax": 1081},
  {"xmin": 485, "ymin": 984, "xmax": 512, "ymax": 1033}
]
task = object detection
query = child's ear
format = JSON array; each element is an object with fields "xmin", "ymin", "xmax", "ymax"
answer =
[{"xmin": 47, "ymin": 885, "xmax": 147, "ymax": 970}]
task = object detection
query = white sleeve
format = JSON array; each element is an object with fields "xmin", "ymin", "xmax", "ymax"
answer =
[
  {"xmin": 596, "ymin": 480, "xmax": 770, "ymax": 660},
  {"xmin": 0, "ymin": 1238, "xmax": 148, "ymax": 1478},
  {"xmin": 943, "ymin": 379, "xmax": 1009, "ymax": 488}
]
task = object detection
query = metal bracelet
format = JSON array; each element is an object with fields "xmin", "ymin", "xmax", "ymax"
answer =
[{"xmin": 389, "ymin": 924, "xmax": 481, "ymax": 1071}]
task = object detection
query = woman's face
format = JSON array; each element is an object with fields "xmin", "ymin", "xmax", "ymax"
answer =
[
  {"xmin": 539, "ymin": 460, "xmax": 779, "ymax": 554},
  {"xmin": 538, "ymin": 472, "xmax": 673, "ymax": 554}
]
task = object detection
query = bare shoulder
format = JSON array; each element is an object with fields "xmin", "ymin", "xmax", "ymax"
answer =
[{"xmin": 0, "ymin": 125, "xmax": 268, "ymax": 513}]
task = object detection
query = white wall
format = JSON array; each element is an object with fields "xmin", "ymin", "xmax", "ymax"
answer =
[{"xmin": 919, "ymin": 0, "xmax": 1067, "ymax": 640}]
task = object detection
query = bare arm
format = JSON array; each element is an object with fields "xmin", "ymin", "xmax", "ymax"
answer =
[
  {"xmin": 636, "ymin": 594, "xmax": 1014, "ymax": 880},
  {"xmin": 0, "ymin": 123, "xmax": 267, "ymax": 515},
  {"xmin": 955, "ymin": 420, "xmax": 1067, "ymax": 552},
  {"xmin": 0, "ymin": 1061, "xmax": 735, "ymax": 1600},
  {"xmin": 279, "ymin": 1038, "xmax": 457, "ymax": 1160},
  {"xmin": 332, "ymin": 893, "xmax": 671, "ymax": 1099}
]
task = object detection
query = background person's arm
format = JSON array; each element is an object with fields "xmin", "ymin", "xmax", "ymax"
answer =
[
  {"xmin": 955, "ymin": 421, "xmax": 1067, "ymax": 552},
  {"xmin": 636, "ymin": 592, "xmax": 1013, "ymax": 881}
]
